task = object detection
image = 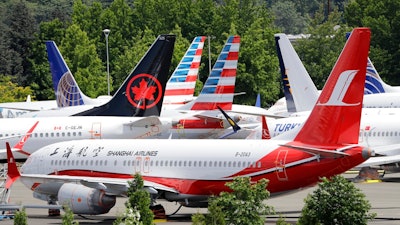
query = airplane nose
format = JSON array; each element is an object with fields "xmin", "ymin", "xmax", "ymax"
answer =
[{"xmin": 362, "ymin": 147, "xmax": 375, "ymax": 159}]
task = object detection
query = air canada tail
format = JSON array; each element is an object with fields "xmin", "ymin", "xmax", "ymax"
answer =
[
  {"xmin": 46, "ymin": 41, "xmax": 95, "ymax": 107},
  {"xmin": 178, "ymin": 35, "xmax": 240, "ymax": 111},
  {"xmin": 294, "ymin": 28, "xmax": 371, "ymax": 147},
  {"xmin": 74, "ymin": 34, "xmax": 176, "ymax": 117},
  {"xmin": 163, "ymin": 36, "xmax": 206, "ymax": 105},
  {"xmin": 275, "ymin": 34, "xmax": 319, "ymax": 113}
]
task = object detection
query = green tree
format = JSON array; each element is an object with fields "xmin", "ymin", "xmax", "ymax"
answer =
[
  {"xmin": 13, "ymin": 208, "xmax": 27, "ymax": 225},
  {"xmin": 298, "ymin": 175, "xmax": 376, "ymax": 225},
  {"xmin": 236, "ymin": 18, "xmax": 280, "ymax": 106},
  {"xmin": 295, "ymin": 5, "xmax": 351, "ymax": 89},
  {"xmin": 193, "ymin": 177, "xmax": 274, "ymax": 225},
  {"xmin": 0, "ymin": 76, "xmax": 33, "ymax": 102},
  {"xmin": 125, "ymin": 173, "xmax": 154, "ymax": 225},
  {"xmin": 27, "ymin": 18, "xmax": 67, "ymax": 100},
  {"xmin": 271, "ymin": 1, "xmax": 308, "ymax": 34},
  {"xmin": 3, "ymin": 0, "xmax": 36, "ymax": 85},
  {"xmin": 62, "ymin": 205, "xmax": 79, "ymax": 225},
  {"xmin": 345, "ymin": 0, "xmax": 400, "ymax": 85},
  {"xmin": 61, "ymin": 24, "xmax": 108, "ymax": 97}
]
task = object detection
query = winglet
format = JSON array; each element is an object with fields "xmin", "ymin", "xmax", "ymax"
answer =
[
  {"xmin": 294, "ymin": 28, "xmax": 371, "ymax": 147},
  {"xmin": 261, "ymin": 116, "xmax": 271, "ymax": 140},
  {"xmin": 13, "ymin": 121, "xmax": 39, "ymax": 153},
  {"xmin": 73, "ymin": 34, "xmax": 176, "ymax": 117},
  {"xmin": 6, "ymin": 142, "xmax": 21, "ymax": 189}
]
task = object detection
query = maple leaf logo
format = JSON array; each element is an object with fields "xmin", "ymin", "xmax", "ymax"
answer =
[
  {"xmin": 131, "ymin": 79, "xmax": 157, "ymax": 101},
  {"xmin": 125, "ymin": 73, "xmax": 163, "ymax": 110}
]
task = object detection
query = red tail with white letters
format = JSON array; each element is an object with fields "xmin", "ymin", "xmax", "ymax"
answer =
[{"xmin": 294, "ymin": 28, "xmax": 370, "ymax": 147}]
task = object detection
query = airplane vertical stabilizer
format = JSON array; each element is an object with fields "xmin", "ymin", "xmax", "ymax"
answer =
[
  {"xmin": 293, "ymin": 28, "xmax": 370, "ymax": 146},
  {"xmin": 5, "ymin": 143, "xmax": 21, "ymax": 189},
  {"xmin": 164, "ymin": 36, "xmax": 206, "ymax": 105},
  {"xmin": 46, "ymin": 41, "xmax": 95, "ymax": 107},
  {"xmin": 275, "ymin": 34, "xmax": 319, "ymax": 113},
  {"xmin": 178, "ymin": 35, "xmax": 240, "ymax": 111},
  {"xmin": 73, "ymin": 34, "xmax": 176, "ymax": 117}
]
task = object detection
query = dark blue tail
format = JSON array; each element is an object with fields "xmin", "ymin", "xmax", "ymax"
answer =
[{"xmin": 74, "ymin": 35, "xmax": 175, "ymax": 117}]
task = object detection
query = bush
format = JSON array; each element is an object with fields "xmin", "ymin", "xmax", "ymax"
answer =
[
  {"xmin": 298, "ymin": 175, "xmax": 376, "ymax": 225},
  {"xmin": 192, "ymin": 177, "xmax": 274, "ymax": 225},
  {"xmin": 13, "ymin": 208, "xmax": 27, "ymax": 225}
]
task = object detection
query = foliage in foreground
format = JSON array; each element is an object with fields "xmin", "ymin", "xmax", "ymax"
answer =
[
  {"xmin": 114, "ymin": 173, "xmax": 154, "ymax": 225},
  {"xmin": 298, "ymin": 175, "xmax": 376, "ymax": 225},
  {"xmin": 13, "ymin": 208, "xmax": 27, "ymax": 225},
  {"xmin": 192, "ymin": 177, "xmax": 274, "ymax": 225}
]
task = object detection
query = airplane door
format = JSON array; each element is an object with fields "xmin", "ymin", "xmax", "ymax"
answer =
[
  {"xmin": 134, "ymin": 157, "xmax": 150, "ymax": 174},
  {"xmin": 275, "ymin": 150, "xmax": 288, "ymax": 181},
  {"xmin": 90, "ymin": 122, "xmax": 102, "ymax": 139}
]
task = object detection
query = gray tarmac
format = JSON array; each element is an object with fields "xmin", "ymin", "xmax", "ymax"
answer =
[{"xmin": 0, "ymin": 173, "xmax": 400, "ymax": 224}]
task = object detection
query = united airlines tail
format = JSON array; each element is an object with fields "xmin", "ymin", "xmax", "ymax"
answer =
[
  {"xmin": 163, "ymin": 36, "xmax": 206, "ymax": 105},
  {"xmin": 46, "ymin": 41, "xmax": 97, "ymax": 107},
  {"xmin": 178, "ymin": 35, "xmax": 240, "ymax": 111},
  {"xmin": 73, "ymin": 34, "xmax": 175, "ymax": 117}
]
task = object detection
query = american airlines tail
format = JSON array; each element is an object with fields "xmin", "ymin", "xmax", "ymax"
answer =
[
  {"xmin": 274, "ymin": 33, "xmax": 319, "ymax": 113},
  {"xmin": 178, "ymin": 35, "xmax": 240, "ymax": 110},
  {"xmin": 46, "ymin": 41, "xmax": 98, "ymax": 107},
  {"xmin": 293, "ymin": 28, "xmax": 370, "ymax": 146},
  {"xmin": 163, "ymin": 36, "xmax": 206, "ymax": 105},
  {"xmin": 73, "ymin": 34, "xmax": 176, "ymax": 117}
]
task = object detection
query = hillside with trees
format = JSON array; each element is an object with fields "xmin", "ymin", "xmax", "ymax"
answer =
[{"xmin": 0, "ymin": 0, "xmax": 399, "ymax": 107}]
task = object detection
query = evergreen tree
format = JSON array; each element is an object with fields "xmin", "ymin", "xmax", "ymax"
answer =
[{"xmin": 298, "ymin": 175, "xmax": 376, "ymax": 225}]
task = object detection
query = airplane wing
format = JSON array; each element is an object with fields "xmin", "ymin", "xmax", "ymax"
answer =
[
  {"xmin": 19, "ymin": 174, "xmax": 179, "ymax": 196},
  {"xmin": 123, "ymin": 116, "xmax": 162, "ymax": 127},
  {"xmin": 358, "ymin": 155, "xmax": 400, "ymax": 168}
]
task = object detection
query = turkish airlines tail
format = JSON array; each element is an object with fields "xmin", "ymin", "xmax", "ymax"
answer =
[
  {"xmin": 46, "ymin": 41, "xmax": 97, "ymax": 107},
  {"xmin": 294, "ymin": 28, "xmax": 371, "ymax": 147},
  {"xmin": 164, "ymin": 36, "xmax": 206, "ymax": 105},
  {"xmin": 178, "ymin": 35, "xmax": 240, "ymax": 111},
  {"xmin": 74, "ymin": 34, "xmax": 176, "ymax": 117}
]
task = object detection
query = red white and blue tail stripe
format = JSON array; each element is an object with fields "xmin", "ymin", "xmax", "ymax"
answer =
[
  {"xmin": 163, "ymin": 36, "xmax": 206, "ymax": 105},
  {"xmin": 182, "ymin": 35, "xmax": 240, "ymax": 110}
]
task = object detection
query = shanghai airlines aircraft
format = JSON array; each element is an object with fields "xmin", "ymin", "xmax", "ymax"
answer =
[
  {"xmin": 0, "ymin": 34, "xmax": 176, "ymax": 161},
  {"xmin": 6, "ymin": 28, "xmax": 372, "ymax": 215}
]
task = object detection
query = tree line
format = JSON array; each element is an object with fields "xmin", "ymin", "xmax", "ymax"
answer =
[{"xmin": 0, "ymin": 0, "xmax": 399, "ymax": 107}]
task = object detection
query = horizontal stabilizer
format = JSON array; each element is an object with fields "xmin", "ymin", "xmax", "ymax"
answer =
[{"xmin": 280, "ymin": 143, "xmax": 350, "ymax": 158}]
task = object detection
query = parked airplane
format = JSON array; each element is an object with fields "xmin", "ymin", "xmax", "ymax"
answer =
[
  {"xmin": 267, "ymin": 32, "xmax": 400, "ymax": 117},
  {"xmin": 0, "ymin": 34, "xmax": 176, "ymax": 161},
  {"xmin": 6, "ymin": 27, "xmax": 372, "ymax": 215},
  {"xmin": 162, "ymin": 36, "xmax": 206, "ymax": 107},
  {"xmin": 264, "ymin": 32, "xmax": 400, "ymax": 178},
  {"xmin": 46, "ymin": 41, "xmax": 112, "ymax": 107},
  {"xmin": 0, "ymin": 41, "xmax": 113, "ymax": 118}
]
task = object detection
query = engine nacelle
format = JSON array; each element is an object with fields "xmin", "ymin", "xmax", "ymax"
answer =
[{"xmin": 58, "ymin": 183, "xmax": 116, "ymax": 215}]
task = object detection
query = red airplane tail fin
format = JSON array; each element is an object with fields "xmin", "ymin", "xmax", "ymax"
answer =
[
  {"xmin": 6, "ymin": 142, "xmax": 21, "ymax": 189},
  {"xmin": 294, "ymin": 28, "xmax": 371, "ymax": 147},
  {"xmin": 261, "ymin": 116, "xmax": 271, "ymax": 140}
]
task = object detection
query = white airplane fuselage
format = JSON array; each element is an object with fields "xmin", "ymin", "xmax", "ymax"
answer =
[{"xmin": 0, "ymin": 116, "xmax": 171, "ymax": 160}]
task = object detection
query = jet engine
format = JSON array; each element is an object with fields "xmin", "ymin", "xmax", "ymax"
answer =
[{"xmin": 57, "ymin": 183, "xmax": 116, "ymax": 215}]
